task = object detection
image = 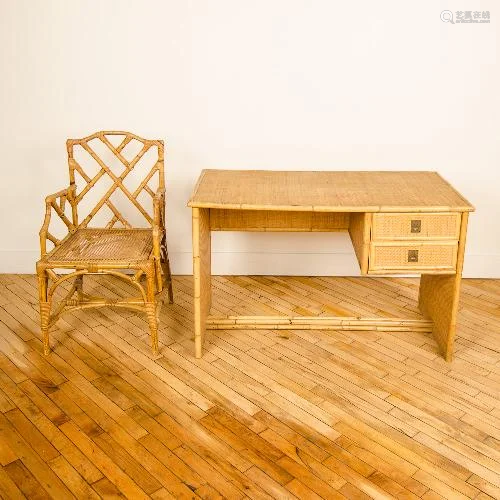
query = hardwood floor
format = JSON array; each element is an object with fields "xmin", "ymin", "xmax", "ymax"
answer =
[{"xmin": 0, "ymin": 274, "xmax": 499, "ymax": 499}]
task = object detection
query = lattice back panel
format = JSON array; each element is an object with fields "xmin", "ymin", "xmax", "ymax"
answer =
[{"xmin": 67, "ymin": 131, "xmax": 164, "ymax": 229}]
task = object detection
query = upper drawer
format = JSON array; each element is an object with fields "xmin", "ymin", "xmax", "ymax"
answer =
[{"xmin": 372, "ymin": 213, "xmax": 460, "ymax": 240}]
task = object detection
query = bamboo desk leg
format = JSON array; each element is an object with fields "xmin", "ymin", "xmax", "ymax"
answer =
[
  {"xmin": 193, "ymin": 207, "xmax": 211, "ymax": 358},
  {"xmin": 419, "ymin": 212, "xmax": 469, "ymax": 361}
]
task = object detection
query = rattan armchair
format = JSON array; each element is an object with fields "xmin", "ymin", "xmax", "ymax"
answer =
[{"xmin": 36, "ymin": 131, "xmax": 173, "ymax": 355}]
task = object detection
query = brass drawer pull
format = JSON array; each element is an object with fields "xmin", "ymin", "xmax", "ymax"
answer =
[
  {"xmin": 411, "ymin": 220, "xmax": 421, "ymax": 233},
  {"xmin": 408, "ymin": 249, "xmax": 419, "ymax": 262}
]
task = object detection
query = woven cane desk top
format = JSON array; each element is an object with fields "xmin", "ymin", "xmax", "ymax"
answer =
[{"xmin": 188, "ymin": 170, "xmax": 474, "ymax": 213}]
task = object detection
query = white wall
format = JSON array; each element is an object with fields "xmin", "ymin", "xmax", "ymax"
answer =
[{"xmin": 0, "ymin": 0, "xmax": 498, "ymax": 277}]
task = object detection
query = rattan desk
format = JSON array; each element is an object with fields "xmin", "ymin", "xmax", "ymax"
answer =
[{"xmin": 188, "ymin": 170, "xmax": 474, "ymax": 361}]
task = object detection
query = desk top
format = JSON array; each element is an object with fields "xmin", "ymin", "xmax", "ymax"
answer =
[{"xmin": 188, "ymin": 170, "xmax": 474, "ymax": 213}]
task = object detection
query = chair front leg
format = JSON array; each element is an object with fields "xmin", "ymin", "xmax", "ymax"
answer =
[{"xmin": 37, "ymin": 267, "xmax": 51, "ymax": 355}]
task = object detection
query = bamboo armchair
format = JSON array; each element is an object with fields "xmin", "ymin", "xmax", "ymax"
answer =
[{"xmin": 36, "ymin": 131, "xmax": 174, "ymax": 355}]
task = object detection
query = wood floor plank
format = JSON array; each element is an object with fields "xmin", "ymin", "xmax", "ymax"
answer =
[
  {"xmin": 0, "ymin": 414, "xmax": 74, "ymax": 499},
  {"xmin": 0, "ymin": 464, "xmax": 25, "ymax": 500},
  {"xmin": 4, "ymin": 408, "xmax": 60, "ymax": 463},
  {"xmin": 3, "ymin": 459, "xmax": 51, "ymax": 500},
  {"xmin": 59, "ymin": 421, "xmax": 150, "ymax": 499},
  {"xmin": 47, "ymin": 454, "xmax": 100, "ymax": 500}
]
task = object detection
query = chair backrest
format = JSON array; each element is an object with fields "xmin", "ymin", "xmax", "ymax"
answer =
[{"xmin": 66, "ymin": 131, "xmax": 164, "ymax": 229}]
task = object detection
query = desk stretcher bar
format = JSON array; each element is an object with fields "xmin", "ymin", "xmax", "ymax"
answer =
[{"xmin": 207, "ymin": 316, "xmax": 433, "ymax": 332}]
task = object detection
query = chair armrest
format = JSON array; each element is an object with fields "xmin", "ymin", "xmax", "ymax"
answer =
[
  {"xmin": 40, "ymin": 186, "xmax": 76, "ymax": 256},
  {"xmin": 45, "ymin": 187, "xmax": 71, "ymax": 203}
]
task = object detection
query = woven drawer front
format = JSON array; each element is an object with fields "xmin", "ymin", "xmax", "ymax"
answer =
[
  {"xmin": 369, "ymin": 243, "xmax": 457, "ymax": 272},
  {"xmin": 372, "ymin": 213, "xmax": 460, "ymax": 240}
]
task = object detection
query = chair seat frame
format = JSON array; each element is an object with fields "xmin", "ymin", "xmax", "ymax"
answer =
[{"xmin": 36, "ymin": 131, "xmax": 173, "ymax": 355}]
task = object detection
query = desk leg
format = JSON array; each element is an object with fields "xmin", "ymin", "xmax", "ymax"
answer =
[
  {"xmin": 418, "ymin": 213, "xmax": 468, "ymax": 361},
  {"xmin": 193, "ymin": 207, "xmax": 211, "ymax": 358}
]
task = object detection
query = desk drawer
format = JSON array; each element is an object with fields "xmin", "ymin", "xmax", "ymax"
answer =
[
  {"xmin": 372, "ymin": 213, "xmax": 460, "ymax": 240},
  {"xmin": 369, "ymin": 241, "xmax": 458, "ymax": 273}
]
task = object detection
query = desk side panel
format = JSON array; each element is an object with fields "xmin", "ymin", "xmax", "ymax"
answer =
[
  {"xmin": 418, "ymin": 212, "xmax": 468, "ymax": 361},
  {"xmin": 348, "ymin": 213, "xmax": 371, "ymax": 274}
]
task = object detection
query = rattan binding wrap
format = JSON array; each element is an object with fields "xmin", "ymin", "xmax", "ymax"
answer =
[{"xmin": 36, "ymin": 131, "xmax": 174, "ymax": 355}]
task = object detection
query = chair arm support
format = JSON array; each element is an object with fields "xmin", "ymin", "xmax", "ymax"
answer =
[{"xmin": 40, "ymin": 186, "xmax": 76, "ymax": 256}]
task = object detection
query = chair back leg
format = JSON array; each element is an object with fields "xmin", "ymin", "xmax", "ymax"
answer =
[
  {"xmin": 145, "ymin": 263, "xmax": 160, "ymax": 354},
  {"xmin": 161, "ymin": 249, "xmax": 174, "ymax": 304}
]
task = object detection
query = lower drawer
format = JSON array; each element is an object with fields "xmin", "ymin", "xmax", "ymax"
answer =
[{"xmin": 368, "ymin": 241, "xmax": 458, "ymax": 273}]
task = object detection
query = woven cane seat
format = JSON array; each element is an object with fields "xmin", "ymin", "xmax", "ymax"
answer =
[{"xmin": 45, "ymin": 228, "xmax": 154, "ymax": 265}]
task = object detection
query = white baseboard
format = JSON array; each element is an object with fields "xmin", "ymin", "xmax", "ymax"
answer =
[{"xmin": 3, "ymin": 250, "xmax": 498, "ymax": 278}]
